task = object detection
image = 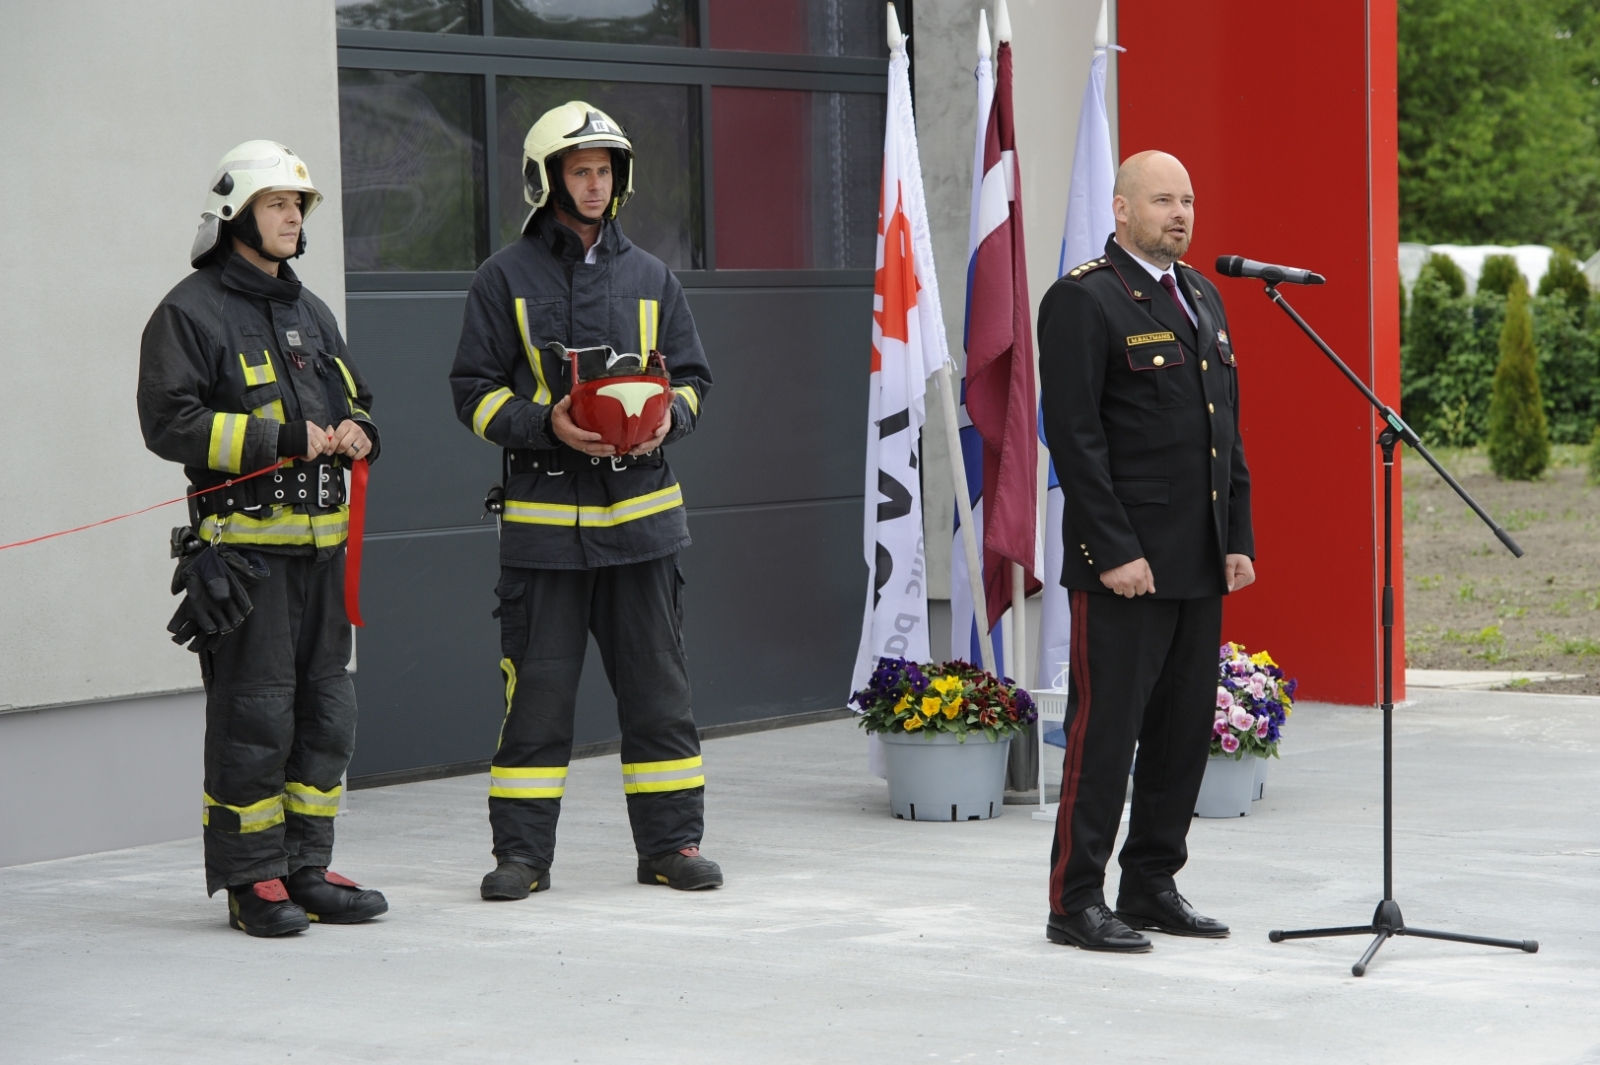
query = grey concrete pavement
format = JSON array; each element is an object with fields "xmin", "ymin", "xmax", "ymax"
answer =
[{"xmin": 3, "ymin": 688, "xmax": 1598, "ymax": 1064}]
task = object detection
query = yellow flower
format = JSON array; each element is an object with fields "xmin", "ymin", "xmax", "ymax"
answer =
[
  {"xmin": 931, "ymin": 675, "xmax": 963, "ymax": 697},
  {"xmin": 942, "ymin": 697, "xmax": 963, "ymax": 719},
  {"xmin": 921, "ymin": 695, "xmax": 942, "ymax": 718},
  {"xmin": 1249, "ymin": 650, "xmax": 1278, "ymax": 668},
  {"xmin": 893, "ymin": 693, "xmax": 912, "ymax": 714},
  {"xmin": 904, "ymin": 714, "xmax": 924, "ymax": 731}
]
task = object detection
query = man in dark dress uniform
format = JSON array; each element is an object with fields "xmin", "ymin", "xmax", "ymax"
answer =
[{"xmin": 1037, "ymin": 150, "xmax": 1257, "ymax": 953}]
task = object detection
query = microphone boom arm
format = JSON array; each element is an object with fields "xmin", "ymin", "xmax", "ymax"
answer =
[{"xmin": 1262, "ymin": 284, "xmax": 1523, "ymax": 558}]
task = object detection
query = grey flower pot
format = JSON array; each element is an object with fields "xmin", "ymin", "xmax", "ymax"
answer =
[
  {"xmin": 1194, "ymin": 753, "xmax": 1254, "ymax": 818},
  {"xmin": 1253, "ymin": 754, "xmax": 1270, "ymax": 800},
  {"xmin": 877, "ymin": 730, "xmax": 1011, "ymax": 821}
]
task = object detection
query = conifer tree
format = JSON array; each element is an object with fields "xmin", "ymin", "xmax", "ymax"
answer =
[
  {"xmin": 1487, "ymin": 280, "xmax": 1550, "ymax": 480},
  {"xmin": 1477, "ymin": 254, "xmax": 1523, "ymax": 297}
]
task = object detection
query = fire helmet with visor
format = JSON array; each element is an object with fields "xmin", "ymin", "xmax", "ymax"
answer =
[
  {"xmin": 521, "ymin": 101, "xmax": 634, "ymax": 232},
  {"xmin": 190, "ymin": 140, "xmax": 324, "ymax": 268}
]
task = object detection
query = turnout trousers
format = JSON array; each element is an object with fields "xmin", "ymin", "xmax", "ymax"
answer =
[
  {"xmin": 1048, "ymin": 591, "xmax": 1223, "ymax": 915},
  {"xmin": 489, "ymin": 554, "xmax": 704, "ymax": 869},
  {"xmin": 200, "ymin": 548, "xmax": 356, "ymax": 896}
]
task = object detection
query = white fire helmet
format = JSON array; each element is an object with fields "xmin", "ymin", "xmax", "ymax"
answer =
[
  {"xmin": 521, "ymin": 101, "xmax": 634, "ymax": 229},
  {"xmin": 190, "ymin": 140, "xmax": 324, "ymax": 267}
]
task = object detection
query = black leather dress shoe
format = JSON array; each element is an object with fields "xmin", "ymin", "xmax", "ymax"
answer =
[
  {"xmin": 1115, "ymin": 890, "xmax": 1229, "ymax": 938},
  {"xmin": 1046, "ymin": 904, "xmax": 1153, "ymax": 952}
]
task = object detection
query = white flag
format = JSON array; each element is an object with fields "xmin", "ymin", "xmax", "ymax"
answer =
[
  {"xmin": 1039, "ymin": 17, "xmax": 1118, "ymax": 693},
  {"xmin": 853, "ymin": 18, "xmax": 950, "ymax": 770}
]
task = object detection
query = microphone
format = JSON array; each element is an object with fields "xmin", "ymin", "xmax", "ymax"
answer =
[{"xmin": 1215, "ymin": 255, "xmax": 1326, "ymax": 285}]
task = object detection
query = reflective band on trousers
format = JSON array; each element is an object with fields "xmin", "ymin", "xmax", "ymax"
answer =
[
  {"xmin": 200, "ymin": 505, "xmax": 349, "ymax": 548},
  {"xmin": 208, "ymin": 412, "xmax": 248, "ymax": 473},
  {"xmin": 488, "ymin": 765, "xmax": 569, "ymax": 799},
  {"xmin": 473, "ymin": 386, "xmax": 514, "ymax": 438},
  {"xmin": 621, "ymin": 756, "xmax": 704, "ymax": 794},
  {"xmin": 202, "ymin": 792, "xmax": 284, "ymax": 833},
  {"xmin": 284, "ymin": 781, "xmax": 341, "ymax": 817},
  {"xmin": 503, "ymin": 484, "xmax": 683, "ymax": 528}
]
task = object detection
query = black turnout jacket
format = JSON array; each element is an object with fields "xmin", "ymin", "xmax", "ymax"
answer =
[
  {"xmin": 137, "ymin": 246, "xmax": 377, "ymax": 550},
  {"xmin": 450, "ymin": 210, "xmax": 712, "ymax": 569},
  {"xmin": 1038, "ymin": 236, "xmax": 1254, "ymax": 599}
]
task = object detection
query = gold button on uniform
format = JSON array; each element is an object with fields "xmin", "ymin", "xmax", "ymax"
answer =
[
  {"xmin": 1152, "ymin": 355, "xmax": 1165, "ymax": 367},
  {"xmin": 1208, "ymin": 402, "xmax": 1215, "ymax": 413},
  {"xmin": 1211, "ymin": 447, "xmax": 1217, "ymax": 458},
  {"xmin": 1201, "ymin": 359, "xmax": 1208, "ymax": 370},
  {"xmin": 1212, "ymin": 490, "xmax": 1218, "ymax": 500}
]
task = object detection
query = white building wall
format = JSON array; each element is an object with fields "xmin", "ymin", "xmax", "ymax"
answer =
[
  {"xmin": 0, "ymin": 0, "xmax": 344, "ymax": 865},
  {"xmin": 912, "ymin": 0, "xmax": 1115, "ymax": 600}
]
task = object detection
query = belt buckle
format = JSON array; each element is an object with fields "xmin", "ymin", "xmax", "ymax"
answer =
[{"xmin": 610, "ymin": 455, "xmax": 629, "ymax": 473}]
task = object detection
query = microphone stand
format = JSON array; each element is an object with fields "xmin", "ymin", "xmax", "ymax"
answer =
[{"xmin": 1251, "ymin": 282, "xmax": 1538, "ymax": 977}]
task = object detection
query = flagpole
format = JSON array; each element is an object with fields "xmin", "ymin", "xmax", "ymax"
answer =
[{"xmin": 935, "ymin": 361, "xmax": 997, "ymax": 676}]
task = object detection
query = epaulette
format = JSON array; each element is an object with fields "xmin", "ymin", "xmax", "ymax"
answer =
[{"xmin": 1065, "ymin": 257, "xmax": 1109, "ymax": 279}]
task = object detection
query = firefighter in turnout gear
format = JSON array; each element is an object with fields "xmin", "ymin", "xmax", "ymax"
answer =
[
  {"xmin": 450, "ymin": 101, "xmax": 720, "ymax": 898},
  {"xmin": 138, "ymin": 141, "xmax": 388, "ymax": 936}
]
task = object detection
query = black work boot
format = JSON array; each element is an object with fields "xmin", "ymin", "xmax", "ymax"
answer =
[
  {"xmin": 480, "ymin": 861, "xmax": 551, "ymax": 901},
  {"xmin": 284, "ymin": 867, "xmax": 389, "ymax": 924},
  {"xmin": 227, "ymin": 879, "xmax": 310, "ymax": 937},
  {"xmin": 637, "ymin": 845, "xmax": 723, "ymax": 890}
]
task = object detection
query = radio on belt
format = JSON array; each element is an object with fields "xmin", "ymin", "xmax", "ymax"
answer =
[{"xmin": 556, "ymin": 343, "xmax": 672, "ymax": 453}]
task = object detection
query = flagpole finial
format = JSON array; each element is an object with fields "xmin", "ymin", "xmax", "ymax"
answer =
[
  {"xmin": 887, "ymin": 2, "xmax": 904, "ymax": 53},
  {"xmin": 977, "ymin": 9, "xmax": 991, "ymax": 60},
  {"xmin": 1094, "ymin": 0, "xmax": 1108, "ymax": 48},
  {"xmin": 995, "ymin": 0, "xmax": 1012, "ymax": 44}
]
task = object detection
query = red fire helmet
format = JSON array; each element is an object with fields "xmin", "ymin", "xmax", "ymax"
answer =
[{"xmin": 560, "ymin": 344, "xmax": 673, "ymax": 453}]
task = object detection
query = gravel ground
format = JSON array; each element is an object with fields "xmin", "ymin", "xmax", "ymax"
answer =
[{"xmin": 1403, "ymin": 444, "xmax": 1600, "ymax": 693}]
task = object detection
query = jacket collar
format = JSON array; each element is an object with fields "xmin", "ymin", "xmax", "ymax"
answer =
[
  {"xmin": 1103, "ymin": 236, "xmax": 1195, "ymax": 343},
  {"xmin": 532, "ymin": 208, "xmax": 633, "ymax": 264},
  {"xmin": 217, "ymin": 244, "xmax": 303, "ymax": 304}
]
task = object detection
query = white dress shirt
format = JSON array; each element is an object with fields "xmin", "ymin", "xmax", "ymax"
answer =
[{"xmin": 1117, "ymin": 239, "xmax": 1197, "ymax": 327}]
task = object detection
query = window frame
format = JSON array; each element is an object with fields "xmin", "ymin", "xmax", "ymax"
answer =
[{"xmin": 337, "ymin": 0, "xmax": 908, "ymax": 291}]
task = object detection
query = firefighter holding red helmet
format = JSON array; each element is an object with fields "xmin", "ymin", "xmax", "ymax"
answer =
[{"xmin": 449, "ymin": 101, "xmax": 719, "ymax": 900}]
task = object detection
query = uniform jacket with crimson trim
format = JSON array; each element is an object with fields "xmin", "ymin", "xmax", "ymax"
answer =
[
  {"xmin": 137, "ymin": 246, "xmax": 377, "ymax": 552},
  {"xmin": 1038, "ymin": 236, "xmax": 1254, "ymax": 599},
  {"xmin": 449, "ymin": 209, "xmax": 712, "ymax": 569}
]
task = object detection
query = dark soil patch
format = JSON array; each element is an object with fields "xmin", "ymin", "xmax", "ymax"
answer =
[{"xmin": 1404, "ymin": 444, "xmax": 1600, "ymax": 682}]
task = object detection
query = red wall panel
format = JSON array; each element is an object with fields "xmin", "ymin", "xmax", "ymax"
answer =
[{"xmin": 1118, "ymin": 1, "xmax": 1401, "ymax": 704}]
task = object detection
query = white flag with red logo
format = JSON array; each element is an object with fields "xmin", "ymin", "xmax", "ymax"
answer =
[{"xmin": 851, "ymin": 25, "xmax": 949, "ymax": 711}]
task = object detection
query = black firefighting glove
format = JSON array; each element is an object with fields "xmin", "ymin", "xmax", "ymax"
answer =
[{"xmin": 166, "ymin": 536, "xmax": 271, "ymax": 654}]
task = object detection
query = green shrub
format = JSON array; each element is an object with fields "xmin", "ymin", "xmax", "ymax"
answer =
[
  {"xmin": 1588, "ymin": 425, "xmax": 1600, "ymax": 486},
  {"xmin": 1477, "ymin": 254, "xmax": 1523, "ymax": 297},
  {"xmin": 1538, "ymin": 247, "xmax": 1591, "ymax": 311},
  {"xmin": 1487, "ymin": 281, "xmax": 1550, "ymax": 480},
  {"xmin": 1533, "ymin": 293, "xmax": 1600, "ymax": 443},
  {"xmin": 1427, "ymin": 252, "xmax": 1466, "ymax": 297}
]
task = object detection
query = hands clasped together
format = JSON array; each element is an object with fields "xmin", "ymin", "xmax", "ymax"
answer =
[
  {"xmin": 549, "ymin": 394, "xmax": 671, "ymax": 458},
  {"xmin": 300, "ymin": 419, "xmax": 371, "ymax": 462}
]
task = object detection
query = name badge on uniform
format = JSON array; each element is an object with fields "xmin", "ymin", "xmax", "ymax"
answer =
[{"xmin": 286, "ymin": 330, "xmax": 303, "ymax": 347}]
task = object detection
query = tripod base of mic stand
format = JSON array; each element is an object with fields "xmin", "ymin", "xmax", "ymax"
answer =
[{"xmin": 1269, "ymin": 900, "xmax": 1538, "ymax": 976}]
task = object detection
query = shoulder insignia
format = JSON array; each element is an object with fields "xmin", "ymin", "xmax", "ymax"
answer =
[{"xmin": 1066, "ymin": 257, "xmax": 1110, "ymax": 280}]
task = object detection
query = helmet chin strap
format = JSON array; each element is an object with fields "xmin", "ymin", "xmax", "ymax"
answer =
[{"xmin": 226, "ymin": 211, "xmax": 305, "ymax": 263}]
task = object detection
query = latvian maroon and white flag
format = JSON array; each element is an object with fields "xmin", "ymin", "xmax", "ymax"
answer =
[
  {"xmin": 852, "ymin": 22, "xmax": 949, "ymax": 709},
  {"xmin": 964, "ymin": 26, "xmax": 1040, "ymax": 631}
]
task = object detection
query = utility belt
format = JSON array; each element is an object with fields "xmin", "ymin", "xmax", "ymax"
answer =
[
  {"xmin": 190, "ymin": 456, "xmax": 348, "ymax": 521},
  {"xmin": 484, "ymin": 446, "xmax": 664, "ymax": 515}
]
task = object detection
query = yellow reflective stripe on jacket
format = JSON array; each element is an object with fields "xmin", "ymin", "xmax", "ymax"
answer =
[
  {"xmin": 473, "ymin": 387, "xmax": 514, "ymax": 438},
  {"xmin": 514, "ymin": 298, "xmax": 553, "ymax": 404},
  {"xmin": 202, "ymin": 792, "xmax": 285, "ymax": 833},
  {"xmin": 239, "ymin": 351, "xmax": 287, "ymax": 423},
  {"xmin": 638, "ymin": 298, "xmax": 659, "ymax": 354},
  {"xmin": 673, "ymin": 385, "xmax": 700, "ymax": 416},
  {"xmin": 284, "ymin": 781, "xmax": 342, "ymax": 817},
  {"xmin": 621, "ymin": 755, "xmax": 704, "ymax": 794},
  {"xmin": 502, "ymin": 484, "xmax": 683, "ymax": 528},
  {"xmin": 200, "ymin": 506, "xmax": 349, "ymax": 548},
  {"xmin": 333, "ymin": 357, "xmax": 359, "ymax": 401},
  {"xmin": 488, "ymin": 765, "xmax": 569, "ymax": 800},
  {"xmin": 207, "ymin": 412, "xmax": 248, "ymax": 473}
]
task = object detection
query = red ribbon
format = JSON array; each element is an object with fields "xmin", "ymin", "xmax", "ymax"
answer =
[
  {"xmin": 344, "ymin": 457, "xmax": 369, "ymax": 627},
  {"xmin": 0, "ymin": 462, "xmax": 285, "ymax": 553}
]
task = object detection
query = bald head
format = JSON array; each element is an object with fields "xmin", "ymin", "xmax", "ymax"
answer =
[{"xmin": 1112, "ymin": 151, "xmax": 1194, "ymax": 267}]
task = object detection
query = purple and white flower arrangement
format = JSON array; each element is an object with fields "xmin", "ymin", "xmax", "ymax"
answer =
[{"xmin": 1213, "ymin": 643, "xmax": 1298, "ymax": 760}]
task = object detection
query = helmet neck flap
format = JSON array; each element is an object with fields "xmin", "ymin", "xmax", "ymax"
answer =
[{"xmin": 225, "ymin": 201, "xmax": 307, "ymax": 264}]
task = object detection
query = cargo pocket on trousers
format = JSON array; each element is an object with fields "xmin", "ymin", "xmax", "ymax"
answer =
[
  {"xmin": 672, "ymin": 563, "xmax": 687, "ymax": 656},
  {"xmin": 493, "ymin": 577, "xmax": 528, "ymax": 661}
]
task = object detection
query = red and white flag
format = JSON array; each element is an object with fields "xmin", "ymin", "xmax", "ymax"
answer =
[
  {"xmin": 852, "ymin": 8, "xmax": 949, "ymax": 702},
  {"xmin": 964, "ymin": 11, "xmax": 1040, "ymax": 631}
]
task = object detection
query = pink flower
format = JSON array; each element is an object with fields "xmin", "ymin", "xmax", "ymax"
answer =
[
  {"xmin": 1217, "ymin": 688, "xmax": 1236, "ymax": 710},
  {"xmin": 1249, "ymin": 673, "xmax": 1269, "ymax": 698},
  {"xmin": 1213, "ymin": 717, "xmax": 1231, "ymax": 737},
  {"xmin": 1220, "ymin": 733, "xmax": 1241, "ymax": 753},
  {"xmin": 1229, "ymin": 707, "xmax": 1255, "ymax": 731},
  {"xmin": 1255, "ymin": 718, "xmax": 1270, "ymax": 738}
]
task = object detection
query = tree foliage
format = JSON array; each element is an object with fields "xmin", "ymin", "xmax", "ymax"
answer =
[
  {"xmin": 1399, "ymin": 0, "xmax": 1600, "ymax": 251},
  {"xmin": 1538, "ymin": 246, "xmax": 1592, "ymax": 309},
  {"xmin": 1487, "ymin": 282, "xmax": 1551, "ymax": 479},
  {"xmin": 1477, "ymin": 254, "xmax": 1524, "ymax": 296}
]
